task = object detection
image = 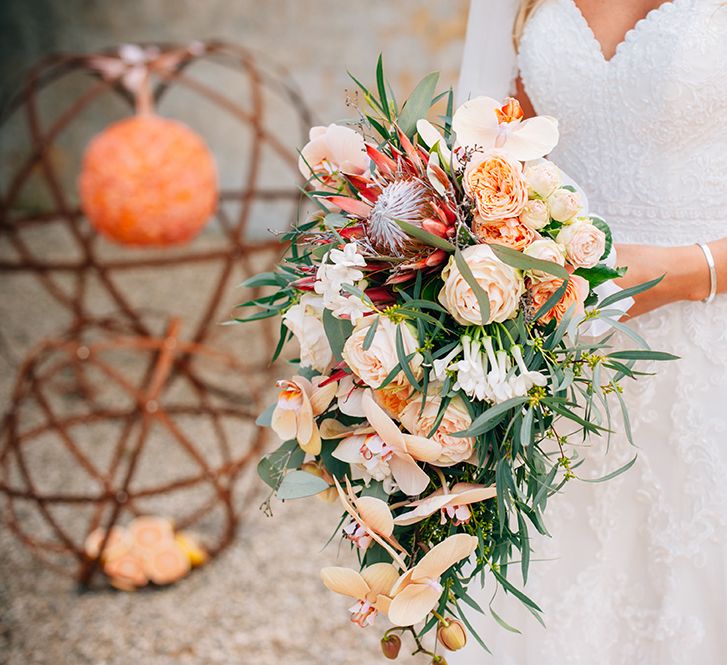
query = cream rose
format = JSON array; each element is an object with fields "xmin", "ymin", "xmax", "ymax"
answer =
[
  {"xmin": 282, "ymin": 295, "xmax": 332, "ymax": 372},
  {"xmin": 547, "ymin": 187, "xmax": 582, "ymax": 222},
  {"xmin": 524, "ymin": 159, "xmax": 561, "ymax": 198},
  {"xmin": 342, "ymin": 316, "xmax": 422, "ymax": 389},
  {"xmin": 519, "ymin": 198, "xmax": 550, "ymax": 230},
  {"xmin": 556, "ymin": 219, "xmax": 606, "ymax": 268},
  {"xmin": 472, "ymin": 215, "xmax": 538, "ymax": 251},
  {"xmin": 439, "ymin": 244, "xmax": 524, "ymax": 325},
  {"xmin": 400, "ymin": 394, "xmax": 475, "ymax": 467},
  {"xmin": 523, "ymin": 238, "xmax": 567, "ymax": 281},
  {"xmin": 464, "ymin": 153, "xmax": 528, "ymax": 221}
]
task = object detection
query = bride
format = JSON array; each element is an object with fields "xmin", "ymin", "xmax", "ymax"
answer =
[{"xmin": 453, "ymin": 1, "xmax": 727, "ymax": 663}]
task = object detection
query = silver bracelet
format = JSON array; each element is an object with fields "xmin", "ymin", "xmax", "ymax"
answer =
[{"xmin": 696, "ymin": 242, "xmax": 717, "ymax": 305}]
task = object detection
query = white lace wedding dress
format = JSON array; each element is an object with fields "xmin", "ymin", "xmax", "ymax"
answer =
[{"xmin": 453, "ymin": 1, "xmax": 727, "ymax": 663}]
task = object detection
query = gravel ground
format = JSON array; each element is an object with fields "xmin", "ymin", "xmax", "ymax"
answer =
[{"xmin": 0, "ymin": 226, "xmax": 423, "ymax": 665}]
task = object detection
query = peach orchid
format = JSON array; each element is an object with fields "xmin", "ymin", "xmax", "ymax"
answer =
[
  {"xmin": 271, "ymin": 375, "xmax": 337, "ymax": 455},
  {"xmin": 393, "ymin": 482, "xmax": 497, "ymax": 527},
  {"xmin": 388, "ymin": 534, "xmax": 478, "ymax": 627},
  {"xmin": 331, "ymin": 389, "xmax": 442, "ymax": 496},
  {"xmin": 334, "ymin": 476, "xmax": 407, "ymax": 568},
  {"xmin": 320, "ymin": 562, "xmax": 400, "ymax": 627}
]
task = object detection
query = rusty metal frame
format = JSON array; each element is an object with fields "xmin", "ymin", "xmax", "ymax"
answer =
[{"xmin": 0, "ymin": 41, "xmax": 310, "ymax": 586}]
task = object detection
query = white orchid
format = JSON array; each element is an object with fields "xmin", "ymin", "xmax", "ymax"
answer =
[
  {"xmin": 298, "ymin": 123, "xmax": 370, "ymax": 181},
  {"xmin": 335, "ymin": 477, "xmax": 407, "ymax": 565},
  {"xmin": 452, "ymin": 96, "xmax": 559, "ymax": 162},
  {"xmin": 416, "ymin": 119, "xmax": 453, "ymax": 165},
  {"xmin": 271, "ymin": 375, "xmax": 338, "ymax": 455},
  {"xmin": 335, "ymin": 375, "xmax": 367, "ymax": 417}
]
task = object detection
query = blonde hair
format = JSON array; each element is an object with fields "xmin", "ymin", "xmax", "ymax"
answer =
[{"xmin": 513, "ymin": 0, "xmax": 546, "ymax": 50}]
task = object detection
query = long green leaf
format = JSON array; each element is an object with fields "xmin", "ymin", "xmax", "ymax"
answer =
[
  {"xmin": 599, "ymin": 275, "xmax": 664, "ymax": 308},
  {"xmin": 490, "ymin": 606, "xmax": 522, "ymax": 634},
  {"xmin": 394, "ymin": 218, "xmax": 455, "ymax": 251},
  {"xmin": 608, "ymin": 350, "xmax": 679, "ymax": 362},
  {"xmin": 579, "ymin": 455, "xmax": 638, "ymax": 483},
  {"xmin": 456, "ymin": 396, "xmax": 528, "ymax": 437},
  {"xmin": 455, "ymin": 248, "xmax": 490, "ymax": 324},
  {"xmin": 491, "ymin": 568, "xmax": 543, "ymax": 612},
  {"xmin": 490, "ymin": 243, "xmax": 569, "ymax": 279},
  {"xmin": 375, "ymin": 54, "xmax": 390, "ymax": 120},
  {"xmin": 362, "ymin": 315, "xmax": 379, "ymax": 351},
  {"xmin": 395, "ymin": 324, "xmax": 423, "ymax": 391}
]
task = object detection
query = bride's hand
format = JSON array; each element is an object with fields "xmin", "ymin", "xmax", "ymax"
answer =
[{"xmin": 614, "ymin": 240, "xmax": 726, "ymax": 318}]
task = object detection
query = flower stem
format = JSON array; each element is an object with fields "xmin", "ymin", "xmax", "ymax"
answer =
[{"xmin": 434, "ymin": 467, "xmax": 450, "ymax": 494}]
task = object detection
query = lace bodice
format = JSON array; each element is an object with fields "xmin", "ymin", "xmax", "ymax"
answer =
[
  {"xmin": 519, "ymin": 0, "xmax": 727, "ymax": 245},
  {"xmin": 454, "ymin": 4, "xmax": 727, "ymax": 663}
]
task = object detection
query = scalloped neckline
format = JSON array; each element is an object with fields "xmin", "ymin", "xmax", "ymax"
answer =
[{"xmin": 567, "ymin": 0, "xmax": 680, "ymax": 64}]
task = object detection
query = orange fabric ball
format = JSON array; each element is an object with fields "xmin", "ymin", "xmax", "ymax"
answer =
[{"xmin": 78, "ymin": 114, "xmax": 218, "ymax": 246}]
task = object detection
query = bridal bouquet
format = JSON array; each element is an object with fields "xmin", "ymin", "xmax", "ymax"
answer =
[{"xmin": 237, "ymin": 61, "xmax": 672, "ymax": 661}]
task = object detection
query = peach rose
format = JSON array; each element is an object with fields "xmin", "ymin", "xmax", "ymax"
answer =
[
  {"xmin": 374, "ymin": 384, "xmax": 413, "ymax": 419},
  {"xmin": 472, "ymin": 215, "xmax": 538, "ymax": 251},
  {"xmin": 464, "ymin": 153, "xmax": 528, "ymax": 221},
  {"xmin": 400, "ymin": 394, "xmax": 475, "ymax": 467},
  {"xmin": 529, "ymin": 275, "xmax": 590, "ymax": 324}
]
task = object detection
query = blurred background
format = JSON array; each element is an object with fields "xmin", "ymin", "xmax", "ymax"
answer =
[{"xmin": 0, "ymin": 1, "xmax": 469, "ymax": 664}]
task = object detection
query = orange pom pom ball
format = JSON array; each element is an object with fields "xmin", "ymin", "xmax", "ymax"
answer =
[{"xmin": 78, "ymin": 114, "xmax": 218, "ymax": 246}]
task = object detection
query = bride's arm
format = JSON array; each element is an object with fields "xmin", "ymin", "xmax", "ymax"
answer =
[{"xmin": 614, "ymin": 239, "xmax": 727, "ymax": 317}]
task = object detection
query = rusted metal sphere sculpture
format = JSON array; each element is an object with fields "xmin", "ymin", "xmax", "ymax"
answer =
[{"xmin": 0, "ymin": 41, "xmax": 310, "ymax": 585}]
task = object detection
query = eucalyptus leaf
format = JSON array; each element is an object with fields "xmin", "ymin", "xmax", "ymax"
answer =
[
  {"xmin": 322, "ymin": 309, "xmax": 353, "ymax": 362},
  {"xmin": 276, "ymin": 470, "xmax": 330, "ymax": 500},
  {"xmin": 455, "ymin": 248, "xmax": 490, "ymax": 324},
  {"xmin": 397, "ymin": 71, "xmax": 440, "ymax": 138},
  {"xmin": 599, "ymin": 275, "xmax": 664, "ymax": 308},
  {"xmin": 255, "ymin": 403, "xmax": 275, "ymax": 427},
  {"xmin": 490, "ymin": 243, "xmax": 569, "ymax": 279},
  {"xmin": 257, "ymin": 440, "xmax": 305, "ymax": 490},
  {"xmin": 608, "ymin": 350, "xmax": 680, "ymax": 362}
]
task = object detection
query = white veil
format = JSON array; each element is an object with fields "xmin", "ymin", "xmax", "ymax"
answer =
[{"xmin": 457, "ymin": 0, "xmax": 521, "ymax": 105}]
